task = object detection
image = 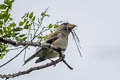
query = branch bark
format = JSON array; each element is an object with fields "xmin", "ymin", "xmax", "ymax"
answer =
[
  {"xmin": 0, "ymin": 37, "xmax": 73, "ymax": 80},
  {"xmin": 0, "ymin": 55, "xmax": 73, "ymax": 79},
  {"xmin": 0, "ymin": 37, "xmax": 65, "ymax": 51},
  {"xmin": 0, "ymin": 37, "xmax": 41, "ymax": 47}
]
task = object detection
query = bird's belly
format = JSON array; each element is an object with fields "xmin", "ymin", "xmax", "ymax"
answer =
[
  {"xmin": 37, "ymin": 48, "xmax": 59, "ymax": 59},
  {"xmin": 45, "ymin": 50, "xmax": 59, "ymax": 58},
  {"xmin": 53, "ymin": 38, "xmax": 68, "ymax": 49},
  {"xmin": 37, "ymin": 38, "xmax": 68, "ymax": 59}
]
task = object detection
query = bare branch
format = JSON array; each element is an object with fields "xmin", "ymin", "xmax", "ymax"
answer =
[
  {"xmin": 0, "ymin": 37, "xmax": 73, "ymax": 78},
  {"xmin": 0, "ymin": 55, "xmax": 73, "ymax": 79},
  {"xmin": 0, "ymin": 38, "xmax": 65, "ymax": 51},
  {"xmin": 0, "ymin": 37, "xmax": 41, "ymax": 47}
]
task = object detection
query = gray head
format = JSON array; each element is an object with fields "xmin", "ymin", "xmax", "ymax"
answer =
[{"xmin": 56, "ymin": 23, "xmax": 76, "ymax": 34}]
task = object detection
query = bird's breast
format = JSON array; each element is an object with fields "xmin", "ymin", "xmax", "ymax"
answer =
[{"xmin": 52, "ymin": 37, "xmax": 68, "ymax": 49}]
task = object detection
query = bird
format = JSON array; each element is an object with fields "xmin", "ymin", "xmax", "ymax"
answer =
[{"xmin": 23, "ymin": 23, "xmax": 76, "ymax": 65}]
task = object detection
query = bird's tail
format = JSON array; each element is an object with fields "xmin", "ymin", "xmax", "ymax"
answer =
[
  {"xmin": 22, "ymin": 53, "xmax": 37, "ymax": 66},
  {"xmin": 35, "ymin": 58, "xmax": 46, "ymax": 63},
  {"xmin": 23, "ymin": 48, "xmax": 42, "ymax": 66}
]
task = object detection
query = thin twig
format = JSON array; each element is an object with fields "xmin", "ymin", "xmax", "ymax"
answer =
[
  {"xmin": 0, "ymin": 46, "xmax": 28, "ymax": 68},
  {"xmin": 23, "ymin": 48, "xmax": 27, "ymax": 62},
  {"xmin": 71, "ymin": 31, "xmax": 82, "ymax": 57}
]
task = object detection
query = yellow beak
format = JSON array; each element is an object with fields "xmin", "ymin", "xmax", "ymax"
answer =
[{"xmin": 69, "ymin": 24, "xmax": 76, "ymax": 31}]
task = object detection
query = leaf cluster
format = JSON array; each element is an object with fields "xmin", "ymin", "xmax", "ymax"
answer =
[
  {"xmin": 0, "ymin": 0, "xmax": 62, "ymax": 59},
  {"xmin": 0, "ymin": 0, "xmax": 15, "ymax": 58}
]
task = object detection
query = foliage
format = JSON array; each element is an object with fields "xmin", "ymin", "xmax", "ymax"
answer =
[{"xmin": 0, "ymin": 0, "xmax": 61, "ymax": 59}]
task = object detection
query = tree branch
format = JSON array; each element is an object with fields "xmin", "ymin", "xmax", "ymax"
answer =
[
  {"xmin": 0, "ymin": 55, "xmax": 73, "ymax": 79},
  {"xmin": 0, "ymin": 37, "xmax": 65, "ymax": 51},
  {"xmin": 0, "ymin": 37, "xmax": 73, "ymax": 79},
  {"xmin": 0, "ymin": 39, "xmax": 65, "ymax": 68},
  {"xmin": 0, "ymin": 37, "xmax": 41, "ymax": 47}
]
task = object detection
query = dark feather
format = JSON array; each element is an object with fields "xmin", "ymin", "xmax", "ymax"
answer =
[
  {"xmin": 23, "ymin": 34, "xmax": 59, "ymax": 65},
  {"xmin": 46, "ymin": 37, "xmax": 58, "ymax": 44},
  {"xmin": 35, "ymin": 58, "xmax": 46, "ymax": 63},
  {"xmin": 45, "ymin": 32, "xmax": 59, "ymax": 44},
  {"xmin": 23, "ymin": 48, "xmax": 42, "ymax": 66}
]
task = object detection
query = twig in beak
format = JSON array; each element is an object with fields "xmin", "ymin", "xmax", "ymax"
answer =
[{"xmin": 71, "ymin": 30, "xmax": 82, "ymax": 57}]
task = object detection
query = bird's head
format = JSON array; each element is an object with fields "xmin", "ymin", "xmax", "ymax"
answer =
[
  {"xmin": 60, "ymin": 23, "xmax": 82, "ymax": 57},
  {"xmin": 59, "ymin": 23, "xmax": 76, "ymax": 33}
]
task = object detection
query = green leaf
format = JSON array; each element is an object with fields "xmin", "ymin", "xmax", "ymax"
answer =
[
  {"xmin": 50, "ymin": 30, "xmax": 54, "ymax": 34},
  {"xmin": 19, "ymin": 34, "xmax": 25, "ymax": 37},
  {"xmin": 4, "ymin": 0, "xmax": 10, "ymax": 4},
  {"xmin": 0, "ymin": 21, "xmax": 3, "ymax": 25},
  {"xmin": 41, "ymin": 12, "xmax": 45, "ymax": 17},
  {"xmin": 3, "ymin": 27, "xmax": 7, "ymax": 32},
  {"xmin": 22, "ymin": 37, "xmax": 27, "ymax": 41},
  {"xmin": 29, "ymin": 12, "xmax": 33, "ymax": 19},
  {"xmin": 19, "ymin": 21, "xmax": 24, "ymax": 26},
  {"xmin": 0, "ymin": 13, "xmax": 5, "ymax": 19},
  {"xmin": 26, "ymin": 13, "xmax": 29, "ymax": 17},
  {"xmin": 48, "ymin": 24, "xmax": 53, "ymax": 29},
  {"xmin": 15, "ymin": 37, "xmax": 20, "ymax": 41},
  {"xmin": 2, "ymin": 34, "xmax": 9, "ymax": 38},
  {"xmin": 24, "ymin": 25, "xmax": 29, "ymax": 29},
  {"xmin": 32, "ymin": 16, "xmax": 36, "ymax": 21},
  {"xmin": 9, "ymin": 22, "xmax": 16, "ymax": 28},
  {"xmin": 41, "ymin": 12, "xmax": 49, "ymax": 17},
  {"xmin": 44, "ymin": 35, "xmax": 49, "ymax": 40},
  {"xmin": 13, "ymin": 27, "xmax": 23, "ymax": 31},
  {"xmin": 54, "ymin": 25, "xmax": 59, "ymax": 29},
  {"xmin": 0, "ymin": 29, "xmax": 3, "ymax": 34},
  {"xmin": 25, "ymin": 21, "xmax": 29, "ymax": 25},
  {"xmin": 11, "ymin": 32, "xmax": 19, "ymax": 37},
  {"xmin": 9, "ymin": 17, "xmax": 12, "ymax": 21},
  {"xmin": 4, "ymin": 14, "xmax": 10, "ymax": 23},
  {"xmin": 11, "ymin": 22, "xmax": 16, "ymax": 27},
  {"xmin": 22, "ymin": 13, "xmax": 27, "ymax": 19},
  {"xmin": 24, "ymin": 20, "xmax": 30, "ymax": 29},
  {"xmin": 3, "ymin": 0, "xmax": 14, "ymax": 11},
  {"xmin": 0, "ymin": 53, "xmax": 5, "ymax": 59},
  {"xmin": 7, "ymin": 26, "xmax": 11, "ymax": 31},
  {"xmin": 24, "ymin": 18, "xmax": 27, "ymax": 22},
  {"xmin": 1, "ymin": 11, "xmax": 7, "ymax": 14},
  {"xmin": 0, "ymin": 4, "xmax": 7, "ymax": 9},
  {"xmin": 28, "ymin": 24, "xmax": 32, "ymax": 27}
]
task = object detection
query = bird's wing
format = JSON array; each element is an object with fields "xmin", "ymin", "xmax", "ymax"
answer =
[
  {"xmin": 45, "ymin": 32, "xmax": 59, "ymax": 44},
  {"xmin": 23, "ymin": 47, "xmax": 42, "ymax": 66},
  {"xmin": 23, "ymin": 33, "xmax": 59, "ymax": 65}
]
